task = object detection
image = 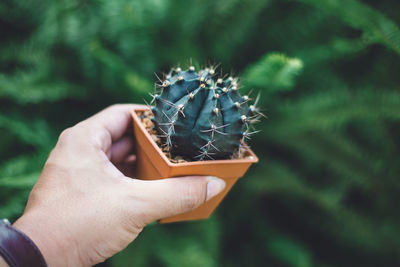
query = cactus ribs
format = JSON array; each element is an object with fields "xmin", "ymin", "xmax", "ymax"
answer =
[{"xmin": 147, "ymin": 65, "xmax": 263, "ymax": 161}]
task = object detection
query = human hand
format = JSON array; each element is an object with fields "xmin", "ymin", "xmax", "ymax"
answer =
[{"xmin": 12, "ymin": 104, "xmax": 226, "ymax": 267}]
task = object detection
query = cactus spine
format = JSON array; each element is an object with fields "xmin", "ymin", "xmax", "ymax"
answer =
[{"xmin": 151, "ymin": 65, "xmax": 262, "ymax": 161}]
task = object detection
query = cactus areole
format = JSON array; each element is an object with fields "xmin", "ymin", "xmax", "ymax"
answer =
[{"xmin": 150, "ymin": 66, "xmax": 261, "ymax": 161}]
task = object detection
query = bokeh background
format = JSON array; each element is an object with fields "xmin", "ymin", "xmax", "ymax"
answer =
[{"xmin": 1, "ymin": 0, "xmax": 400, "ymax": 266}]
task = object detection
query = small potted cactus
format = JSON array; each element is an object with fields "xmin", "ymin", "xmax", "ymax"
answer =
[{"xmin": 131, "ymin": 65, "xmax": 261, "ymax": 223}]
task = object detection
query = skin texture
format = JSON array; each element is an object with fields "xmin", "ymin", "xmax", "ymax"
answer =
[{"xmin": 3, "ymin": 104, "xmax": 226, "ymax": 267}]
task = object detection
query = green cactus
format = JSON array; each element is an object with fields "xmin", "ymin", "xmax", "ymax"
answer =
[{"xmin": 150, "ymin": 65, "xmax": 262, "ymax": 161}]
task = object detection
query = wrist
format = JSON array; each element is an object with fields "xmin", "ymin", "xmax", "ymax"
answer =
[
  {"xmin": 13, "ymin": 213, "xmax": 83, "ymax": 267},
  {"xmin": 0, "ymin": 256, "xmax": 7, "ymax": 267},
  {"xmin": 0, "ymin": 218, "xmax": 47, "ymax": 267}
]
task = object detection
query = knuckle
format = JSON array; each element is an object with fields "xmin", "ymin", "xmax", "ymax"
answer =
[
  {"xmin": 55, "ymin": 126, "xmax": 84, "ymax": 150},
  {"xmin": 58, "ymin": 127, "xmax": 75, "ymax": 141}
]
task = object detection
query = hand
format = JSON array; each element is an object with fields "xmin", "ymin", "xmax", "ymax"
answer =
[{"xmin": 12, "ymin": 104, "xmax": 226, "ymax": 267}]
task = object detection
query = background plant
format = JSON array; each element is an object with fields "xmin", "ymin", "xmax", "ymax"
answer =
[{"xmin": 1, "ymin": 0, "xmax": 400, "ymax": 266}]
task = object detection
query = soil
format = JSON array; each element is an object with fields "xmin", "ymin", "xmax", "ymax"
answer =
[{"xmin": 138, "ymin": 110, "xmax": 250, "ymax": 163}]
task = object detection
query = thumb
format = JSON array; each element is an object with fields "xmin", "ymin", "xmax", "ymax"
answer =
[{"xmin": 135, "ymin": 176, "xmax": 226, "ymax": 223}]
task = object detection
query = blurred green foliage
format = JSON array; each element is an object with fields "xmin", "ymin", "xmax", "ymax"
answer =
[{"xmin": 1, "ymin": 0, "xmax": 400, "ymax": 266}]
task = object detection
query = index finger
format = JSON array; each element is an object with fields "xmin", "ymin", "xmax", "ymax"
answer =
[{"xmin": 80, "ymin": 104, "xmax": 147, "ymax": 152}]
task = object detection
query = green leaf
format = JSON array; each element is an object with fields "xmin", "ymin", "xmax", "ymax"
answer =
[
  {"xmin": 295, "ymin": 0, "xmax": 400, "ymax": 55},
  {"xmin": 0, "ymin": 114, "xmax": 54, "ymax": 149},
  {"xmin": 272, "ymin": 89, "xmax": 400, "ymax": 132},
  {"xmin": 267, "ymin": 237, "xmax": 312, "ymax": 267},
  {"xmin": 244, "ymin": 53, "xmax": 303, "ymax": 92},
  {"xmin": 0, "ymin": 172, "xmax": 40, "ymax": 189}
]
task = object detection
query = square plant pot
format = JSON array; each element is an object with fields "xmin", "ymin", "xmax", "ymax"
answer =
[{"xmin": 131, "ymin": 108, "xmax": 258, "ymax": 223}]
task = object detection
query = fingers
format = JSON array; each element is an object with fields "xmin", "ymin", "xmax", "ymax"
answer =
[
  {"xmin": 109, "ymin": 136, "xmax": 134, "ymax": 163},
  {"xmin": 79, "ymin": 104, "xmax": 146, "ymax": 152},
  {"xmin": 115, "ymin": 155, "xmax": 137, "ymax": 178},
  {"xmin": 51, "ymin": 104, "xmax": 147, "ymax": 164},
  {"xmin": 128, "ymin": 176, "xmax": 226, "ymax": 224}
]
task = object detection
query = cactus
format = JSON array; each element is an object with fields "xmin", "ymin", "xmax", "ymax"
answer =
[{"xmin": 150, "ymin": 65, "xmax": 262, "ymax": 161}]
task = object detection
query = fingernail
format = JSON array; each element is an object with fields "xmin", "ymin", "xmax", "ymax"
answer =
[{"xmin": 206, "ymin": 177, "xmax": 226, "ymax": 201}]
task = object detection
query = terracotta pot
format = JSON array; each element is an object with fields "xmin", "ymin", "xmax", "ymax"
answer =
[{"xmin": 130, "ymin": 108, "xmax": 258, "ymax": 223}]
